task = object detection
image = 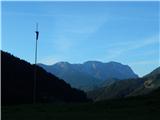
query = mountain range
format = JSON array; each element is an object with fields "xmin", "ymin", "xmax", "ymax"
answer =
[
  {"xmin": 1, "ymin": 51, "xmax": 89, "ymax": 105},
  {"xmin": 39, "ymin": 61, "xmax": 138, "ymax": 91},
  {"xmin": 2, "ymin": 50, "xmax": 159, "ymax": 105}
]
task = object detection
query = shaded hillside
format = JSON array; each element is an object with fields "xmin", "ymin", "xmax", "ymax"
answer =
[
  {"xmin": 1, "ymin": 51, "xmax": 89, "ymax": 105},
  {"xmin": 88, "ymin": 67, "xmax": 160, "ymax": 101},
  {"xmin": 39, "ymin": 61, "xmax": 138, "ymax": 91}
]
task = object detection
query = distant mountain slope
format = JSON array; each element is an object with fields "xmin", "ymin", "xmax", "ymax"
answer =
[
  {"xmin": 87, "ymin": 78, "xmax": 143, "ymax": 101},
  {"xmin": 87, "ymin": 66, "xmax": 160, "ymax": 101},
  {"xmin": 1, "ymin": 51, "xmax": 89, "ymax": 105},
  {"xmin": 128, "ymin": 67, "xmax": 160, "ymax": 97},
  {"xmin": 144, "ymin": 66, "xmax": 160, "ymax": 78},
  {"xmin": 39, "ymin": 61, "xmax": 138, "ymax": 91},
  {"xmin": 39, "ymin": 62, "xmax": 102, "ymax": 91},
  {"xmin": 79, "ymin": 61, "xmax": 138, "ymax": 80}
]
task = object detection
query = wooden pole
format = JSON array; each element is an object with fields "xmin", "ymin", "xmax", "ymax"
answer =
[{"xmin": 33, "ymin": 23, "xmax": 39, "ymax": 103}]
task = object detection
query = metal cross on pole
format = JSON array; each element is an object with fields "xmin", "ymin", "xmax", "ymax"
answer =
[{"xmin": 33, "ymin": 23, "xmax": 39, "ymax": 104}]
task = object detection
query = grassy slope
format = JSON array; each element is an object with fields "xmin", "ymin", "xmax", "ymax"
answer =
[
  {"xmin": 87, "ymin": 79, "xmax": 143, "ymax": 101},
  {"xmin": 2, "ymin": 92, "xmax": 160, "ymax": 120},
  {"xmin": 88, "ymin": 69, "xmax": 160, "ymax": 101}
]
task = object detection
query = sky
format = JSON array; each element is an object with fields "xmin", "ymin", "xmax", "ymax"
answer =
[{"xmin": 1, "ymin": 1, "xmax": 160, "ymax": 77}]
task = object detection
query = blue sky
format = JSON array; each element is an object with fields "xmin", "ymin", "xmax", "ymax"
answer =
[{"xmin": 2, "ymin": 1, "xmax": 160, "ymax": 76}]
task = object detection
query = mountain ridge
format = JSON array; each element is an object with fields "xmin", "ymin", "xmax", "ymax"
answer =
[{"xmin": 39, "ymin": 61, "xmax": 138, "ymax": 91}]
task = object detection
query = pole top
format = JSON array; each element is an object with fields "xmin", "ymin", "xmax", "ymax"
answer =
[{"xmin": 35, "ymin": 23, "xmax": 39, "ymax": 40}]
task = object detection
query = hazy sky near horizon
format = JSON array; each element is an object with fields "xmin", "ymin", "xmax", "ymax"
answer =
[{"xmin": 2, "ymin": 1, "xmax": 160, "ymax": 76}]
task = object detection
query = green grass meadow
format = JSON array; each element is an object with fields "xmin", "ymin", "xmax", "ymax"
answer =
[{"xmin": 2, "ymin": 96, "xmax": 160, "ymax": 120}]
